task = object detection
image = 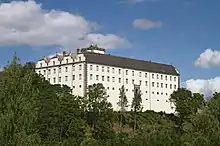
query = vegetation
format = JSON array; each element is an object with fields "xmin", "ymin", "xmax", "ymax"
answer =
[{"xmin": 1, "ymin": 56, "xmax": 220, "ymax": 145}]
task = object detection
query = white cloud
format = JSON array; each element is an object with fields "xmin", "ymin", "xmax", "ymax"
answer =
[
  {"xmin": 0, "ymin": 0, "xmax": 131, "ymax": 50},
  {"xmin": 194, "ymin": 48, "xmax": 220, "ymax": 68},
  {"xmin": 133, "ymin": 18, "xmax": 163, "ymax": 30},
  {"xmin": 185, "ymin": 77, "xmax": 220, "ymax": 99},
  {"xmin": 126, "ymin": 0, "xmax": 160, "ymax": 4}
]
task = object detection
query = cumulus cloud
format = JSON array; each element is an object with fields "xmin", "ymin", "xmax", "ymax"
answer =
[
  {"xmin": 185, "ymin": 77, "xmax": 220, "ymax": 99},
  {"xmin": 0, "ymin": 1, "xmax": 131, "ymax": 50},
  {"xmin": 133, "ymin": 18, "xmax": 163, "ymax": 30},
  {"xmin": 195, "ymin": 48, "xmax": 220, "ymax": 68}
]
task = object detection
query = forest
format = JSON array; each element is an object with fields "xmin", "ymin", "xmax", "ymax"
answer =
[{"xmin": 0, "ymin": 56, "xmax": 220, "ymax": 146}]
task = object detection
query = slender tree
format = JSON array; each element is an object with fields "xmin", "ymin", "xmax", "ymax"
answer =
[
  {"xmin": 131, "ymin": 87, "xmax": 142, "ymax": 133},
  {"xmin": 117, "ymin": 85, "xmax": 128, "ymax": 131}
]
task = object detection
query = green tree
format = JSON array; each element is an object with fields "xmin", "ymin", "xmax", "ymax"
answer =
[
  {"xmin": 117, "ymin": 85, "xmax": 128, "ymax": 131},
  {"xmin": 85, "ymin": 83, "xmax": 114, "ymax": 140},
  {"xmin": 131, "ymin": 87, "xmax": 142, "ymax": 133}
]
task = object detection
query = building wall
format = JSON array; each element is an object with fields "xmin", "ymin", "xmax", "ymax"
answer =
[{"xmin": 35, "ymin": 53, "xmax": 179, "ymax": 113}]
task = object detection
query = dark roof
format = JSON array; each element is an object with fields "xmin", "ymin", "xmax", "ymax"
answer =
[{"xmin": 83, "ymin": 52, "xmax": 179, "ymax": 76}]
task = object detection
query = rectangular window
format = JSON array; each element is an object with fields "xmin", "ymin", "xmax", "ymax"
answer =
[
  {"xmin": 90, "ymin": 65, "xmax": 93, "ymax": 70},
  {"xmin": 72, "ymin": 65, "xmax": 75, "ymax": 71},
  {"xmin": 170, "ymin": 76, "xmax": 172, "ymax": 81},
  {"xmin": 170, "ymin": 84, "xmax": 172, "ymax": 89},
  {"xmin": 73, "ymin": 75, "xmax": 75, "ymax": 80},
  {"xmin": 65, "ymin": 66, "xmax": 68, "ymax": 72},
  {"xmin": 119, "ymin": 78, "xmax": 121, "ymax": 83},
  {"xmin": 157, "ymin": 82, "xmax": 159, "ymax": 88},
  {"xmin": 53, "ymin": 61, "xmax": 55, "ymax": 65},
  {"xmin": 161, "ymin": 75, "xmax": 163, "ymax": 80},
  {"xmin": 40, "ymin": 63, "xmax": 42, "ymax": 67},
  {"xmin": 145, "ymin": 73, "xmax": 147, "ymax": 78},
  {"xmin": 145, "ymin": 81, "xmax": 148, "ymax": 86},
  {"xmin": 107, "ymin": 67, "xmax": 110, "ymax": 72},
  {"xmin": 48, "ymin": 69, "xmax": 51, "ymax": 75},
  {"xmin": 139, "ymin": 80, "xmax": 142, "ymax": 85},
  {"xmin": 161, "ymin": 83, "xmax": 163, "ymax": 88},
  {"xmin": 112, "ymin": 77, "xmax": 115, "ymax": 82},
  {"xmin": 96, "ymin": 65, "xmax": 99, "ymax": 71},
  {"xmin": 119, "ymin": 69, "xmax": 121, "ymax": 74},
  {"xmin": 79, "ymin": 57, "xmax": 81, "ymax": 61},
  {"xmin": 165, "ymin": 76, "xmax": 167, "ymax": 80},
  {"xmin": 38, "ymin": 71, "xmax": 41, "ymax": 74},
  {"xmin": 174, "ymin": 85, "xmax": 177, "ymax": 89},
  {"xmin": 102, "ymin": 76, "xmax": 104, "ymax": 81},
  {"xmin": 126, "ymin": 70, "xmax": 128, "ymax": 75},
  {"xmin": 79, "ymin": 74, "xmax": 82, "ymax": 80},
  {"xmin": 96, "ymin": 75, "xmax": 99, "ymax": 81},
  {"xmin": 65, "ymin": 76, "xmax": 68, "ymax": 81},
  {"xmin": 112, "ymin": 68, "xmax": 115, "ymax": 73},
  {"xmin": 157, "ymin": 74, "xmax": 159, "ymax": 79},
  {"xmin": 90, "ymin": 74, "xmax": 93, "ymax": 80},
  {"xmin": 165, "ymin": 84, "xmax": 168, "ymax": 88},
  {"xmin": 139, "ymin": 72, "xmax": 141, "ymax": 77},
  {"xmin": 43, "ymin": 70, "xmax": 46, "ymax": 75},
  {"xmin": 102, "ymin": 66, "xmax": 104, "ymax": 72},
  {"xmin": 53, "ymin": 68, "xmax": 56, "ymax": 74},
  {"xmin": 107, "ymin": 76, "xmax": 110, "ymax": 82},
  {"xmin": 174, "ymin": 77, "xmax": 176, "ymax": 82},
  {"xmin": 53, "ymin": 77, "xmax": 56, "ymax": 83},
  {"xmin": 152, "ymin": 82, "xmax": 155, "ymax": 87},
  {"xmin": 132, "ymin": 79, "xmax": 134, "ymax": 84},
  {"xmin": 126, "ymin": 79, "xmax": 128, "ymax": 84},
  {"xmin": 59, "ymin": 67, "xmax": 61, "ymax": 73},
  {"xmin": 48, "ymin": 78, "xmax": 50, "ymax": 82},
  {"xmin": 79, "ymin": 65, "xmax": 82, "ymax": 70},
  {"xmin": 66, "ymin": 59, "xmax": 68, "ymax": 63},
  {"xmin": 152, "ymin": 74, "xmax": 154, "ymax": 79},
  {"xmin": 132, "ymin": 71, "xmax": 134, "ymax": 76},
  {"xmin": 59, "ymin": 77, "xmax": 61, "ymax": 82}
]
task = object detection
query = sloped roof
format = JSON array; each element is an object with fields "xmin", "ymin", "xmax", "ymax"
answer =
[{"xmin": 83, "ymin": 52, "xmax": 179, "ymax": 76}]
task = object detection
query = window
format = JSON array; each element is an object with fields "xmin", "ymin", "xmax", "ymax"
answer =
[
  {"xmin": 152, "ymin": 82, "xmax": 155, "ymax": 87},
  {"xmin": 139, "ymin": 80, "xmax": 142, "ymax": 85},
  {"xmin": 65, "ymin": 76, "xmax": 68, "ymax": 81},
  {"xmin": 79, "ymin": 57, "xmax": 81, "ymax": 61},
  {"xmin": 112, "ymin": 87, "xmax": 115, "ymax": 90},
  {"xmin": 170, "ymin": 84, "xmax": 172, "ymax": 89},
  {"xmin": 174, "ymin": 85, "xmax": 177, "ymax": 89},
  {"xmin": 65, "ymin": 66, "xmax": 68, "ymax": 72},
  {"xmin": 166, "ymin": 93, "xmax": 168, "ymax": 95},
  {"xmin": 107, "ymin": 87, "xmax": 109, "ymax": 90},
  {"xmin": 112, "ymin": 77, "xmax": 115, "ymax": 82},
  {"xmin": 96, "ymin": 75, "xmax": 99, "ymax": 81},
  {"xmin": 53, "ymin": 77, "xmax": 56, "ymax": 83},
  {"xmin": 126, "ymin": 70, "xmax": 128, "ymax": 75},
  {"xmin": 90, "ymin": 65, "xmax": 93, "ymax": 70},
  {"xmin": 102, "ymin": 66, "xmax": 104, "ymax": 72},
  {"xmin": 53, "ymin": 68, "xmax": 56, "ymax": 74},
  {"xmin": 157, "ymin": 74, "xmax": 159, "ymax": 79},
  {"xmin": 107, "ymin": 67, "xmax": 110, "ymax": 72},
  {"xmin": 107, "ymin": 76, "xmax": 110, "ymax": 82},
  {"xmin": 90, "ymin": 74, "xmax": 93, "ymax": 80},
  {"xmin": 161, "ymin": 75, "xmax": 163, "ymax": 80},
  {"xmin": 53, "ymin": 61, "xmax": 55, "ymax": 65},
  {"xmin": 112, "ymin": 68, "xmax": 115, "ymax": 73},
  {"xmin": 96, "ymin": 65, "xmax": 99, "ymax": 71},
  {"xmin": 73, "ymin": 75, "xmax": 75, "ymax": 80},
  {"xmin": 119, "ymin": 78, "xmax": 121, "ymax": 83},
  {"xmin": 59, "ymin": 77, "xmax": 61, "ymax": 82},
  {"xmin": 152, "ymin": 92, "xmax": 154, "ymax": 94},
  {"xmin": 79, "ymin": 65, "xmax": 82, "ymax": 70},
  {"xmin": 165, "ymin": 76, "xmax": 167, "ymax": 80},
  {"xmin": 139, "ymin": 72, "xmax": 141, "ymax": 77},
  {"xmin": 79, "ymin": 85, "xmax": 82, "ymax": 88},
  {"xmin": 102, "ymin": 76, "xmax": 104, "ymax": 81},
  {"xmin": 145, "ymin": 81, "xmax": 148, "ymax": 86},
  {"xmin": 119, "ymin": 69, "xmax": 121, "ymax": 74},
  {"xmin": 48, "ymin": 69, "xmax": 51, "ymax": 75},
  {"xmin": 79, "ymin": 74, "xmax": 82, "ymax": 80},
  {"xmin": 174, "ymin": 77, "xmax": 176, "ymax": 82},
  {"xmin": 132, "ymin": 79, "xmax": 134, "ymax": 84},
  {"xmin": 132, "ymin": 71, "xmax": 134, "ymax": 76},
  {"xmin": 43, "ymin": 70, "xmax": 46, "ymax": 75},
  {"xmin": 157, "ymin": 92, "xmax": 159, "ymax": 95},
  {"xmin": 152, "ymin": 74, "xmax": 154, "ymax": 79},
  {"xmin": 157, "ymin": 99, "xmax": 159, "ymax": 101},
  {"xmin": 38, "ymin": 71, "xmax": 41, "ymax": 74},
  {"xmin": 126, "ymin": 79, "xmax": 128, "ymax": 84},
  {"xmin": 73, "ymin": 86, "xmax": 75, "ymax": 88},
  {"xmin": 59, "ymin": 67, "xmax": 61, "ymax": 73},
  {"xmin": 48, "ymin": 78, "xmax": 50, "ymax": 82},
  {"xmin": 66, "ymin": 59, "xmax": 68, "ymax": 63},
  {"xmin": 157, "ymin": 82, "xmax": 159, "ymax": 88},
  {"xmin": 40, "ymin": 63, "xmax": 42, "ymax": 67},
  {"xmin": 72, "ymin": 65, "xmax": 75, "ymax": 71},
  {"xmin": 161, "ymin": 92, "xmax": 163, "ymax": 95},
  {"xmin": 170, "ymin": 76, "xmax": 172, "ymax": 81},
  {"xmin": 161, "ymin": 83, "xmax": 163, "ymax": 88},
  {"xmin": 126, "ymin": 89, "xmax": 128, "ymax": 92},
  {"xmin": 165, "ymin": 84, "xmax": 168, "ymax": 88},
  {"xmin": 145, "ymin": 73, "xmax": 147, "ymax": 78}
]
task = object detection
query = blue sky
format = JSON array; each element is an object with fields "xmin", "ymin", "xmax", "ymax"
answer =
[{"xmin": 0, "ymin": 0, "xmax": 220, "ymax": 94}]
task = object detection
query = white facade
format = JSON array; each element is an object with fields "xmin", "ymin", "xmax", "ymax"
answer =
[{"xmin": 35, "ymin": 48, "xmax": 180, "ymax": 113}]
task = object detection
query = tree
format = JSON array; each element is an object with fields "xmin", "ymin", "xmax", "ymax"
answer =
[
  {"xmin": 131, "ymin": 87, "xmax": 142, "ymax": 133},
  {"xmin": 85, "ymin": 83, "xmax": 114, "ymax": 140},
  {"xmin": 117, "ymin": 85, "xmax": 128, "ymax": 131}
]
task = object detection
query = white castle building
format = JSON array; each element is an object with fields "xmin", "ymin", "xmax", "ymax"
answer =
[{"xmin": 35, "ymin": 45, "xmax": 180, "ymax": 113}]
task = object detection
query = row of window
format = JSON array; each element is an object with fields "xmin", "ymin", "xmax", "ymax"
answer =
[{"xmin": 39, "ymin": 57, "xmax": 82, "ymax": 67}]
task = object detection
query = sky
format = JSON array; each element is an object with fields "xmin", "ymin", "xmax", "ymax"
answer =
[{"xmin": 0, "ymin": 0, "xmax": 220, "ymax": 98}]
